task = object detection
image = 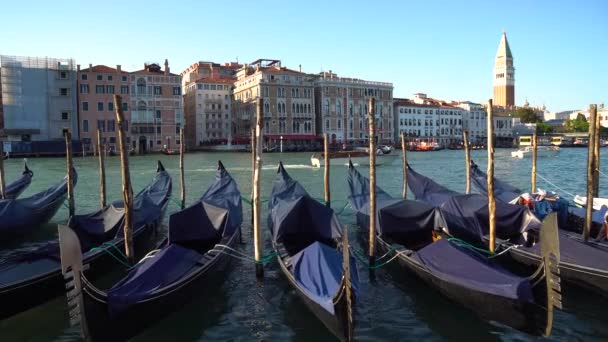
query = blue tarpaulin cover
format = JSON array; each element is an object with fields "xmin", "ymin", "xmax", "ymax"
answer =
[
  {"xmin": 470, "ymin": 162, "xmax": 521, "ymax": 203},
  {"xmin": 108, "ymin": 244, "xmax": 202, "ymax": 317},
  {"xmin": 4, "ymin": 163, "xmax": 33, "ymax": 200},
  {"xmin": 292, "ymin": 241, "xmax": 359, "ymax": 314},
  {"xmin": 523, "ymin": 231, "xmax": 608, "ymax": 271},
  {"xmin": 407, "ymin": 164, "xmax": 459, "ymax": 207},
  {"xmin": 568, "ymin": 206, "xmax": 607, "ymax": 225},
  {"xmin": 412, "ymin": 239, "xmax": 534, "ymax": 302},
  {"xmin": 0, "ymin": 168, "xmax": 77, "ymax": 238},
  {"xmin": 107, "ymin": 162, "xmax": 242, "ymax": 317}
]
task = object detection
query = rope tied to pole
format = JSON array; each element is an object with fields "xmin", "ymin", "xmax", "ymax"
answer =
[{"xmin": 536, "ymin": 173, "xmax": 576, "ymax": 199}]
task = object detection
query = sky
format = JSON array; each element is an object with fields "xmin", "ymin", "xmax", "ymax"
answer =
[{"xmin": 1, "ymin": 0, "xmax": 606, "ymax": 112}]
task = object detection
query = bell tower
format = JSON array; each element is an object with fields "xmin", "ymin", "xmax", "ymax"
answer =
[{"xmin": 493, "ymin": 31, "xmax": 515, "ymax": 107}]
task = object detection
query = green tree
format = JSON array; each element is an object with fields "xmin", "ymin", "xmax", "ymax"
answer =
[
  {"xmin": 576, "ymin": 113, "xmax": 587, "ymax": 121},
  {"xmin": 515, "ymin": 108, "xmax": 538, "ymax": 123},
  {"xmin": 536, "ymin": 122, "xmax": 554, "ymax": 133}
]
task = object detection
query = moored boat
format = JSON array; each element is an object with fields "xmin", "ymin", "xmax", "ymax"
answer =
[
  {"xmin": 573, "ymin": 194, "xmax": 608, "ymax": 211},
  {"xmin": 57, "ymin": 161, "xmax": 240, "ymax": 341},
  {"xmin": 269, "ymin": 162, "xmax": 357, "ymax": 341},
  {"xmin": 511, "ymin": 146, "xmax": 560, "ymax": 159},
  {"xmin": 0, "ymin": 161, "xmax": 171, "ymax": 320},
  {"xmin": 311, "ymin": 150, "xmax": 398, "ymax": 167},
  {"xmin": 3, "ymin": 161, "xmax": 34, "ymax": 200},
  {"xmin": 347, "ymin": 162, "xmax": 561, "ymax": 336}
]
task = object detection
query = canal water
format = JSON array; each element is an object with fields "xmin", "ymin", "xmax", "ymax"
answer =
[{"xmin": 1, "ymin": 148, "xmax": 607, "ymax": 341}]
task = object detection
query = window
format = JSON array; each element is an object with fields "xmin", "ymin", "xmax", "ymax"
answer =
[
  {"xmin": 80, "ymin": 84, "xmax": 89, "ymax": 93},
  {"xmin": 97, "ymin": 120, "xmax": 106, "ymax": 132},
  {"xmin": 106, "ymin": 85, "xmax": 115, "ymax": 94},
  {"xmin": 60, "ymin": 88, "xmax": 69, "ymax": 96},
  {"xmin": 122, "ymin": 102, "xmax": 128, "ymax": 111},
  {"xmin": 108, "ymin": 102, "xmax": 114, "ymax": 112},
  {"xmin": 96, "ymin": 85, "xmax": 105, "ymax": 94},
  {"xmin": 137, "ymin": 78, "xmax": 146, "ymax": 94},
  {"xmin": 324, "ymin": 99, "xmax": 329, "ymax": 115},
  {"xmin": 81, "ymin": 74, "xmax": 88, "ymax": 80},
  {"xmin": 98, "ymin": 102, "xmax": 104, "ymax": 111},
  {"xmin": 82, "ymin": 102, "xmax": 89, "ymax": 111},
  {"xmin": 107, "ymin": 120, "xmax": 115, "ymax": 132},
  {"xmin": 97, "ymin": 75, "xmax": 102, "ymax": 81},
  {"xmin": 154, "ymin": 86, "xmax": 162, "ymax": 95},
  {"xmin": 107, "ymin": 75, "xmax": 113, "ymax": 81},
  {"xmin": 61, "ymin": 112, "xmax": 69, "ymax": 120},
  {"xmin": 156, "ymin": 110, "xmax": 161, "ymax": 119},
  {"xmin": 120, "ymin": 85, "xmax": 129, "ymax": 94},
  {"xmin": 176, "ymin": 125, "xmax": 180, "ymax": 134},
  {"xmin": 157, "ymin": 126, "xmax": 161, "ymax": 134},
  {"xmin": 83, "ymin": 120, "xmax": 89, "ymax": 133},
  {"xmin": 173, "ymin": 87, "xmax": 181, "ymax": 95},
  {"xmin": 121, "ymin": 76, "xmax": 128, "ymax": 82},
  {"xmin": 109, "ymin": 137, "xmax": 116, "ymax": 144},
  {"xmin": 125, "ymin": 120, "xmax": 129, "ymax": 132},
  {"xmin": 326, "ymin": 120, "xmax": 330, "ymax": 130},
  {"xmin": 336, "ymin": 101, "xmax": 342, "ymax": 115}
]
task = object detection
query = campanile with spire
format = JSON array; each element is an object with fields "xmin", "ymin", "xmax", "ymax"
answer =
[{"xmin": 493, "ymin": 31, "xmax": 515, "ymax": 107}]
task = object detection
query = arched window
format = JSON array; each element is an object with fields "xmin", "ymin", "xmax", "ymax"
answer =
[
  {"xmin": 292, "ymin": 103, "xmax": 295, "ymax": 113},
  {"xmin": 349, "ymin": 120, "xmax": 353, "ymax": 130},
  {"xmin": 264, "ymin": 102, "xmax": 269, "ymax": 113},
  {"xmin": 137, "ymin": 78, "xmax": 146, "ymax": 94},
  {"xmin": 359, "ymin": 120, "xmax": 363, "ymax": 130},
  {"xmin": 336, "ymin": 101, "xmax": 342, "ymax": 115},
  {"xmin": 338, "ymin": 119, "xmax": 341, "ymax": 129},
  {"xmin": 282, "ymin": 103, "xmax": 286, "ymax": 114},
  {"xmin": 326, "ymin": 120, "xmax": 330, "ymax": 129},
  {"xmin": 349, "ymin": 104, "xmax": 353, "ymax": 116},
  {"xmin": 308, "ymin": 104, "xmax": 311, "ymax": 113},
  {"xmin": 137, "ymin": 100, "xmax": 147, "ymax": 110},
  {"xmin": 324, "ymin": 99, "xmax": 330, "ymax": 115}
]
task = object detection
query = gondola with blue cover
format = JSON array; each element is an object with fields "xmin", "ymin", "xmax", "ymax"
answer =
[
  {"xmin": 409, "ymin": 163, "xmax": 608, "ymax": 296},
  {"xmin": 269, "ymin": 162, "xmax": 358, "ymax": 341},
  {"xmin": 58, "ymin": 161, "xmax": 241, "ymax": 341},
  {"xmin": 348, "ymin": 162, "xmax": 561, "ymax": 336},
  {"xmin": 0, "ymin": 167, "xmax": 77, "ymax": 240},
  {"xmin": 0, "ymin": 161, "xmax": 171, "ymax": 320},
  {"xmin": 3, "ymin": 162, "xmax": 34, "ymax": 200}
]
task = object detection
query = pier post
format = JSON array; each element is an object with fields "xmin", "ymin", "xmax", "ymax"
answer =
[
  {"xmin": 250, "ymin": 128, "xmax": 256, "ymax": 226},
  {"xmin": 0, "ymin": 141, "xmax": 5, "ymax": 199},
  {"xmin": 584, "ymin": 104, "xmax": 598, "ymax": 241},
  {"xmin": 253, "ymin": 98, "xmax": 264, "ymax": 278},
  {"xmin": 593, "ymin": 105, "xmax": 601, "ymax": 196},
  {"xmin": 463, "ymin": 130, "xmax": 471, "ymax": 194},
  {"xmin": 324, "ymin": 133, "xmax": 330, "ymax": 207},
  {"xmin": 401, "ymin": 132, "xmax": 408, "ymax": 199},
  {"xmin": 368, "ymin": 97, "xmax": 377, "ymax": 272},
  {"xmin": 487, "ymin": 100, "xmax": 496, "ymax": 253},
  {"xmin": 532, "ymin": 132, "xmax": 537, "ymax": 193},
  {"xmin": 64, "ymin": 129, "xmax": 75, "ymax": 217},
  {"xmin": 82, "ymin": 144, "xmax": 85, "ymax": 158},
  {"xmin": 180, "ymin": 128, "xmax": 186, "ymax": 210},
  {"xmin": 114, "ymin": 94, "xmax": 134, "ymax": 263},
  {"xmin": 97, "ymin": 129, "xmax": 106, "ymax": 209}
]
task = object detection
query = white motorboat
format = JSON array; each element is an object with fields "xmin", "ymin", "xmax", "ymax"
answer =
[
  {"xmin": 311, "ymin": 150, "xmax": 399, "ymax": 167},
  {"xmin": 573, "ymin": 195, "xmax": 608, "ymax": 211},
  {"xmin": 511, "ymin": 146, "xmax": 560, "ymax": 159}
]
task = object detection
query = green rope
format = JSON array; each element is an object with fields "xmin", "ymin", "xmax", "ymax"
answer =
[
  {"xmin": 241, "ymin": 196, "xmax": 269, "ymax": 205},
  {"xmin": 447, "ymin": 238, "xmax": 495, "ymax": 257},
  {"xmin": 256, "ymin": 251, "xmax": 279, "ymax": 264},
  {"xmin": 90, "ymin": 244, "xmax": 131, "ymax": 268}
]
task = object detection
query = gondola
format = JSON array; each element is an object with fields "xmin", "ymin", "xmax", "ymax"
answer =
[
  {"xmin": 408, "ymin": 163, "xmax": 608, "ymax": 296},
  {"xmin": 58, "ymin": 161, "xmax": 241, "ymax": 341},
  {"xmin": 268, "ymin": 162, "xmax": 357, "ymax": 341},
  {"xmin": 3, "ymin": 161, "xmax": 34, "ymax": 200},
  {"xmin": 348, "ymin": 162, "xmax": 561, "ymax": 335},
  {"xmin": 161, "ymin": 148, "xmax": 178, "ymax": 155},
  {"xmin": 0, "ymin": 167, "xmax": 77, "ymax": 240},
  {"xmin": 469, "ymin": 160, "xmax": 604, "ymax": 236},
  {"xmin": 0, "ymin": 161, "xmax": 171, "ymax": 320}
]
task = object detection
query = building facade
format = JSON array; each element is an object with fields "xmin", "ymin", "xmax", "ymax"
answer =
[
  {"xmin": 77, "ymin": 64, "xmax": 130, "ymax": 153},
  {"xmin": 232, "ymin": 59, "xmax": 317, "ymax": 148},
  {"xmin": 129, "ymin": 60, "xmax": 183, "ymax": 153},
  {"xmin": 395, "ymin": 93, "xmax": 463, "ymax": 146},
  {"xmin": 0, "ymin": 55, "xmax": 78, "ymax": 141},
  {"xmin": 493, "ymin": 31, "xmax": 515, "ymax": 107},
  {"xmin": 314, "ymin": 71, "xmax": 393, "ymax": 145}
]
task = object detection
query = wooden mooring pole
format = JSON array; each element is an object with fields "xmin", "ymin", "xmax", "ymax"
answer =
[
  {"xmin": 253, "ymin": 98, "xmax": 264, "ymax": 278},
  {"xmin": 401, "ymin": 132, "xmax": 408, "ymax": 199},
  {"xmin": 114, "ymin": 95, "xmax": 134, "ymax": 263},
  {"xmin": 594, "ymin": 105, "xmax": 601, "ymax": 196},
  {"xmin": 324, "ymin": 133, "xmax": 330, "ymax": 207},
  {"xmin": 463, "ymin": 130, "xmax": 471, "ymax": 194},
  {"xmin": 0, "ymin": 141, "xmax": 5, "ymax": 199},
  {"xmin": 487, "ymin": 100, "xmax": 496, "ymax": 253},
  {"xmin": 180, "ymin": 128, "xmax": 186, "ymax": 210},
  {"xmin": 97, "ymin": 129, "xmax": 106, "ymax": 209},
  {"xmin": 584, "ymin": 104, "xmax": 598, "ymax": 242},
  {"xmin": 250, "ymin": 128, "xmax": 256, "ymax": 225},
  {"xmin": 368, "ymin": 97, "xmax": 377, "ymax": 272},
  {"xmin": 532, "ymin": 132, "xmax": 538, "ymax": 193},
  {"xmin": 64, "ymin": 129, "xmax": 75, "ymax": 217}
]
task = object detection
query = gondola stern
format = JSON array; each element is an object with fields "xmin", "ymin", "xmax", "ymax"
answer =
[
  {"xmin": 537, "ymin": 213, "xmax": 562, "ymax": 337},
  {"xmin": 157, "ymin": 160, "xmax": 166, "ymax": 172},
  {"xmin": 23, "ymin": 160, "xmax": 33, "ymax": 177},
  {"xmin": 58, "ymin": 224, "xmax": 90, "ymax": 340},
  {"xmin": 217, "ymin": 160, "xmax": 226, "ymax": 171}
]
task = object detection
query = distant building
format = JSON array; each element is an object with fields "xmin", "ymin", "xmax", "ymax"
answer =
[
  {"xmin": 457, "ymin": 101, "xmax": 487, "ymax": 144},
  {"xmin": 0, "ymin": 55, "xmax": 78, "ymax": 141},
  {"xmin": 77, "ymin": 64, "xmax": 130, "ymax": 153},
  {"xmin": 395, "ymin": 93, "xmax": 463, "ymax": 146},
  {"xmin": 181, "ymin": 61, "xmax": 241, "ymax": 148},
  {"xmin": 232, "ymin": 59, "xmax": 317, "ymax": 148},
  {"xmin": 572, "ymin": 103, "xmax": 608, "ymax": 127},
  {"xmin": 493, "ymin": 31, "xmax": 515, "ymax": 107},
  {"xmin": 129, "ymin": 60, "xmax": 183, "ymax": 153},
  {"xmin": 314, "ymin": 71, "xmax": 393, "ymax": 145}
]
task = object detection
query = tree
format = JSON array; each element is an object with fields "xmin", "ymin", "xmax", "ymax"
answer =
[
  {"xmin": 536, "ymin": 122, "xmax": 554, "ymax": 133},
  {"xmin": 576, "ymin": 113, "xmax": 587, "ymax": 121},
  {"xmin": 515, "ymin": 108, "xmax": 538, "ymax": 123},
  {"xmin": 564, "ymin": 118, "xmax": 589, "ymax": 132}
]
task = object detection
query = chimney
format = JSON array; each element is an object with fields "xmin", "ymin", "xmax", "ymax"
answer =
[
  {"xmin": 299, "ymin": 64, "xmax": 302, "ymax": 72},
  {"xmin": 117, "ymin": 65, "xmax": 121, "ymax": 72},
  {"xmin": 164, "ymin": 59, "xmax": 169, "ymax": 76},
  {"xmin": 77, "ymin": 64, "xmax": 80, "ymax": 72},
  {"xmin": 89, "ymin": 64, "xmax": 92, "ymax": 70}
]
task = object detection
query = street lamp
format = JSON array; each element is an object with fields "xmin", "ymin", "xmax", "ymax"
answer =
[{"xmin": 280, "ymin": 136, "xmax": 283, "ymax": 153}]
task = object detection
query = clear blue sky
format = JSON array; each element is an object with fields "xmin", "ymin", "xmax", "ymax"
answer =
[{"xmin": 1, "ymin": 0, "xmax": 606, "ymax": 112}]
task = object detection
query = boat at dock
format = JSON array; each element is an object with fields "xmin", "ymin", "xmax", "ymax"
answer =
[
  {"xmin": 3, "ymin": 162, "xmax": 34, "ymax": 200},
  {"xmin": 57, "ymin": 161, "xmax": 239, "ymax": 341},
  {"xmin": 269, "ymin": 162, "xmax": 357, "ymax": 341},
  {"xmin": 573, "ymin": 195, "xmax": 608, "ymax": 211},
  {"xmin": 511, "ymin": 146, "xmax": 560, "ymax": 159},
  {"xmin": 311, "ymin": 149, "xmax": 398, "ymax": 167}
]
